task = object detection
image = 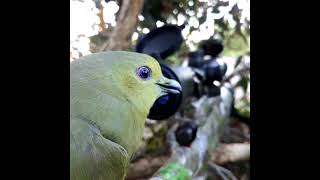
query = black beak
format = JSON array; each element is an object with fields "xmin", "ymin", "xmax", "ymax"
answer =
[{"xmin": 148, "ymin": 77, "xmax": 183, "ymax": 120}]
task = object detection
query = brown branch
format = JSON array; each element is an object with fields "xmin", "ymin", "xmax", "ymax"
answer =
[
  {"xmin": 97, "ymin": 0, "xmax": 106, "ymax": 32},
  {"xmin": 99, "ymin": 0, "xmax": 144, "ymax": 51},
  {"xmin": 210, "ymin": 143, "xmax": 250, "ymax": 165},
  {"xmin": 125, "ymin": 155, "xmax": 171, "ymax": 180}
]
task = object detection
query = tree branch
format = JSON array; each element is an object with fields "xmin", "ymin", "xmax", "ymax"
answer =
[
  {"xmin": 97, "ymin": 0, "xmax": 106, "ymax": 32},
  {"xmin": 210, "ymin": 143, "xmax": 250, "ymax": 165},
  {"xmin": 125, "ymin": 155, "xmax": 170, "ymax": 180},
  {"xmin": 99, "ymin": 0, "xmax": 144, "ymax": 51}
]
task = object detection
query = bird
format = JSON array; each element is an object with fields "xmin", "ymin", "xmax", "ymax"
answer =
[{"xmin": 70, "ymin": 51, "xmax": 182, "ymax": 180}]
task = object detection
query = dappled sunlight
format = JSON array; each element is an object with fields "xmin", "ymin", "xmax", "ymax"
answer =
[
  {"xmin": 70, "ymin": 0, "xmax": 120, "ymax": 61},
  {"xmin": 70, "ymin": 0, "xmax": 99, "ymax": 61},
  {"xmin": 70, "ymin": 0, "xmax": 250, "ymax": 61},
  {"xmin": 102, "ymin": 1, "xmax": 119, "ymax": 27}
]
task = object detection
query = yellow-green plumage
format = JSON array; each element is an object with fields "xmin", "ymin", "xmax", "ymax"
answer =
[{"xmin": 70, "ymin": 51, "xmax": 179, "ymax": 180}]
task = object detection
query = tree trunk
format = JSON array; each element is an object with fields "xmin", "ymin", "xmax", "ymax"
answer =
[{"xmin": 100, "ymin": 0, "xmax": 144, "ymax": 51}]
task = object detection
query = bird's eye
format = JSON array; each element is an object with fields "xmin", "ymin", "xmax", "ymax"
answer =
[{"xmin": 137, "ymin": 66, "xmax": 151, "ymax": 80}]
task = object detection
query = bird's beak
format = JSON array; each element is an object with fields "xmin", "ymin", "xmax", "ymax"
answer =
[{"xmin": 156, "ymin": 76, "xmax": 182, "ymax": 95}]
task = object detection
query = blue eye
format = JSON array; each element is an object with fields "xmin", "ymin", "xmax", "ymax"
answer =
[{"xmin": 137, "ymin": 66, "xmax": 151, "ymax": 80}]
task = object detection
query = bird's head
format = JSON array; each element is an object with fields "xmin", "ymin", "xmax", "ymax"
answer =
[
  {"xmin": 109, "ymin": 52, "xmax": 182, "ymax": 116},
  {"xmin": 70, "ymin": 51, "xmax": 181, "ymax": 124},
  {"xmin": 71, "ymin": 51, "xmax": 182, "ymax": 154}
]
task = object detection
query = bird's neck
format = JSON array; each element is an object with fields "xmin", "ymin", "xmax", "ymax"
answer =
[{"xmin": 70, "ymin": 90, "xmax": 148, "ymax": 157}]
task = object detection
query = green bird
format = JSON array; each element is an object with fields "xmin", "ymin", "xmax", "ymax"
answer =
[{"xmin": 70, "ymin": 51, "xmax": 182, "ymax": 180}]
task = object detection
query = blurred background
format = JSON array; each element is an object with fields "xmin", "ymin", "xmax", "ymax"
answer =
[{"xmin": 70, "ymin": 0, "xmax": 250, "ymax": 179}]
